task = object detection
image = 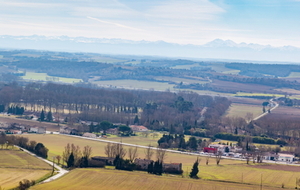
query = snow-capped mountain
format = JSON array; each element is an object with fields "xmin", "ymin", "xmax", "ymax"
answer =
[{"xmin": 0, "ymin": 35, "xmax": 299, "ymax": 63}]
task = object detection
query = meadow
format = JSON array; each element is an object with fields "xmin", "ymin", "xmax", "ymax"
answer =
[
  {"xmin": 224, "ymin": 103, "xmax": 263, "ymax": 118},
  {"xmin": 92, "ymin": 80, "xmax": 176, "ymax": 91},
  {"xmin": 31, "ymin": 168, "xmax": 287, "ymax": 190},
  {"xmin": 0, "ymin": 150, "xmax": 52, "ymax": 189},
  {"xmin": 22, "ymin": 71, "xmax": 83, "ymax": 83},
  {"xmin": 22, "ymin": 134, "xmax": 300, "ymax": 189}
]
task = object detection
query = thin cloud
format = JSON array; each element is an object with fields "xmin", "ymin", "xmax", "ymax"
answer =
[{"xmin": 87, "ymin": 16, "xmax": 143, "ymax": 31}]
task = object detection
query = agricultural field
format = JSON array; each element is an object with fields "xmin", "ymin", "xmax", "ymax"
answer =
[
  {"xmin": 154, "ymin": 76, "xmax": 208, "ymax": 84},
  {"xmin": 224, "ymin": 103, "xmax": 263, "ymax": 118},
  {"xmin": 262, "ymin": 106, "xmax": 300, "ymax": 120},
  {"xmin": 236, "ymin": 92, "xmax": 284, "ymax": 98},
  {"xmin": 22, "ymin": 134, "xmax": 300, "ymax": 189},
  {"xmin": 0, "ymin": 150, "xmax": 52, "ymax": 189},
  {"xmin": 285, "ymin": 72, "xmax": 300, "ymax": 78},
  {"xmin": 0, "ymin": 115, "xmax": 61, "ymax": 132},
  {"xmin": 93, "ymin": 80, "xmax": 176, "ymax": 91},
  {"xmin": 91, "ymin": 56, "xmax": 125, "ymax": 63},
  {"xmin": 31, "ymin": 168, "xmax": 287, "ymax": 190},
  {"xmin": 22, "ymin": 71, "xmax": 83, "ymax": 83}
]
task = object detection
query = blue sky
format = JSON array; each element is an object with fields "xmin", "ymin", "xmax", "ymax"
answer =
[{"xmin": 0, "ymin": 0, "xmax": 299, "ymax": 47}]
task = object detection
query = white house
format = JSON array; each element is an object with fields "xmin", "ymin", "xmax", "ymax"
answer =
[
  {"xmin": 278, "ymin": 153, "xmax": 294, "ymax": 162},
  {"xmin": 83, "ymin": 132, "xmax": 97, "ymax": 138}
]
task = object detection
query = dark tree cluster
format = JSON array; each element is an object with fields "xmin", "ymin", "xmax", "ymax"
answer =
[
  {"xmin": 147, "ymin": 160, "xmax": 163, "ymax": 175},
  {"xmin": 0, "ymin": 133, "xmax": 48, "ymax": 158},
  {"xmin": 7, "ymin": 105, "xmax": 25, "ymax": 115}
]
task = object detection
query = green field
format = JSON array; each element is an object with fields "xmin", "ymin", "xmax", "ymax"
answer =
[
  {"xmin": 92, "ymin": 56, "xmax": 125, "ymax": 63},
  {"xmin": 286, "ymin": 72, "xmax": 300, "ymax": 78},
  {"xmin": 236, "ymin": 92, "xmax": 284, "ymax": 97},
  {"xmin": 0, "ymin": 150, "xmax": 52, "ymax": 189},
  {"xmin": 22, "ymin": 134, "xmax": 300, "ymax": 189},
  {"xmin": 154, "ymin": 76, "xmax": 208, "ymax": 84},
  {"xmin": 22, "ymin": 71, "xmax": 83, "ymax": 83},
  {"xmin": 93, "ymin": 80, "xmax": 176, "ymax": 91},
  {"xmin": 224, "ymin": 103, "xmax": 263, "ymax": 118},
  {"xmin": 31, "ymin": 168, "xmax": 285, "ymax": 190}
]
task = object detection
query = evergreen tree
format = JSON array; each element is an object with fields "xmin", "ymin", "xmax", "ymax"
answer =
[
  {"xmin": 67, "ymin": 152, "xmax": 75, "ymax": 168},
  {"xmin": 46, "ymin": 111, "xmax": 53, "ymax": 122},
  {"xmin": 147, "ymin": 161, "xmax": 154, "ymax": 173},
  {"xmin": 189, "ymin": 158, "xmax": 199, "ymax": 178},
  {"xmin": 40, "ymin": 110, "xmax": 45, "ymax": 121},
  {"xmin": 0, "ymin": 105, "xmax": 5, "ymax": 112},
  {"xmin": 133, "ymin": 115, "xmax": 139, "ymax": 124}
]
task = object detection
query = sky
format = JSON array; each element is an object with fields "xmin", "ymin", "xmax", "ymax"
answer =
[{"xmin": 0, "ymin": 0, "xmax": 300, "ymax": 47}]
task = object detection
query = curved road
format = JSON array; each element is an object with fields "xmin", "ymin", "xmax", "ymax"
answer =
[
  {"xmin": 17, "ymin": 146, "xmax": 68, "ymax": 183},
  {"xmin": 253, "ymin": 98, "xmax": 279, "ymax": 121}
]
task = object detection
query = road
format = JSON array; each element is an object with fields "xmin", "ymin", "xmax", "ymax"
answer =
[
  {"xmin": 16, "ymin": 146, "xmax": 69, "ymax": 183},
  {"xmin": 253, "ymin": 98, "xmax": 279, "ymax": 121},
  {"xmin": 60, "ymin": 134, "xmax": 297, "ymax": 166}
]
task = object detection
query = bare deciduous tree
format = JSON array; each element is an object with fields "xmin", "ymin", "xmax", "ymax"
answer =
[
  {"xmin": 62, "ymin": 143, "xmax": 71, "ymax": 165},
  {"xmin": 144, "ymin": 145, "xmax": 154, "ymax": 160},
  {"xmin": 215, "ymin": 151, "xmax": 222, "ymax": 165},
  {"xmin": 56, "ymin": 155, "xmax": 61, "ymax": 165},
  {"xmin": 83, "ymin": 145, "xmax": 92, "ymax": 159},
  {"xmin": 105, "ymin": 143, "xmax": 115, "ymax": 158},
  {"xmin": 114, "ymin": 143, "xmax": 127, "ymax": 159},
  {"xmin": 128, "ymin": 147, "xmax": 138, "ymax": 163},
  {"xmin": 156, "ymin": 147, "xmax": 167, "ymax": 163}
]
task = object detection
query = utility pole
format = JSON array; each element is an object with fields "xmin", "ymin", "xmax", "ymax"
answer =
[{"xmin": 260, "ymin": 174, "xmax": 263, "ymax": 190}]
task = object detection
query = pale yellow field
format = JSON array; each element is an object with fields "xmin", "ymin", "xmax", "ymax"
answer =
[
  {"xmin": 224, "ymin": 103, "xmax": 263, "ymax": 118},
  {"xmin": 93, "ymin": 80, "xmax": 176, "ymax": 91},
  {"xmin": 154, "ymin": 76, "xmax": 208, "ymax": 84},
  {"xmin": 0, "ymin": 150, "xmax": 52, "ymax": 189},
  {"xmin": 31, "ymin": 168, "xmax": 286, "ymax": 190},
  {"xmin": 21, "ymin": 134, "xmax": 300, "ymax": 189},
  {"xmin": 286, "ymin": 72, "xmax": 300, "ymax": 78},
  {"xmin": 22, "ymin": 71, "xmax": 83, "ymax": 83}
]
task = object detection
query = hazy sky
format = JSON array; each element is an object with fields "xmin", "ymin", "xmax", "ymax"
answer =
[{"xmin": 1, "ymin": 0, "xmax": 299, "ymax": 47}]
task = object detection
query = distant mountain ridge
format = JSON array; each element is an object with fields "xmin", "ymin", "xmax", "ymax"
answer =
[{"xmin": 0, "ymin": 35, "xmax": 299, "ymax": 63}]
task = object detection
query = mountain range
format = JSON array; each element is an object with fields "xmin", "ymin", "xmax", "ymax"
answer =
[{"xmin": 0, "ymin": 35, "xmax": 299, "ymax": 63}]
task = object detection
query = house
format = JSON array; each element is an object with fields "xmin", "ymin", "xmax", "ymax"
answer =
[
  {"xmin": 129, "ymin": 125, "xmax": 148, "ymax": 132},
  {"xmin": 60, "ymin": 127, "xmax": 72, "ymax": 134},
  {"xmin": 37, "ymin": 127, "xmax": 46, "ymax": 134},
  {"xmin": 83, "ymin": 132, "xmax": 97, "ymax": 138},
  {"xmin": 163, "ymin": 163, "xmax": 182, "ymax": 173},
  {"xmin": 134, "ymin": 158, "xmax": 153, "ymax": 170},
  {"xmin": 278, "ymin": 153, "xmax": 294, "ymax": 162},
  {"xmin": 10, "ymin": 130, "xmax": 22, "ymax": 134},
  {"xmin": 106, "ymin": 128, "xmax": 118, "ymax": 135},
  {"xmin": 29, "ymin": 127, "xmax": 46, "ymax": 134},
  {"xmin": 91, "ymin": 156, "xmax": 114, "ymax": 165},
  {"xmin": 29, "ymin": 127, "xmax": 38, "ymax": 133},
  {"xmin": 208, "ymin": 144, "xmax": 230, "ymax": 153},
  {"xmin": 203, "ymin": 147, "xmax": 217, "ymax": 154}
]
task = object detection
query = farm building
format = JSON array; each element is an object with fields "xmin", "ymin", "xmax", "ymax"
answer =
[
  {"xmin": 163, "ymin": 163, "xmax": 183, "ymax": 174},
  {"xmin": 82, "ymin": 132, "xmax": 96, "ymax": 138},
  {"xmin": 208, "ymin": 144, "xmax": 230, "ymax": 153},
  {"xmin": 134, "ymin": 158, "xmax": 153, "ymax": 170},
  {"xmin": 203, "ymin": 147, "xmax": 217, "ymax": 154},
  {"xmin": 129, "ymin": 125, "xmax": 148, "ymax": 132},
  {"xmin": 29, "ymin": 127, "xmax": 46, "ymax": 134},
  {"xmin": 91, "ymin": 156, "xmax": 114, "ymax": 165},
  {"xmin": 278, "ymin": 153, "xmax": 294, "ymax": 162}
]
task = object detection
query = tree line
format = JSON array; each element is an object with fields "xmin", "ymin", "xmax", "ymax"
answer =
[{"xmin": 0, "ymin": 133, "xmax": 48, "ymax": 158}]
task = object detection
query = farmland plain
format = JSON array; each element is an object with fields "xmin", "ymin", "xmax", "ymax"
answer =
[
  {"xmin": 224, "ymin": 103, "xmax": 263, "ymax": 118},
  {"xmin": 0, "ymin": 150, "xmax": 52, "ymax": 189},
  {"xmin": 22, "ymin": 71, "xmax": 82, "ymax": 83},
  {"xmin": 22, "ymin": 134, "xmax": 300, "ymax": 189},
  {"xmin": 31, "ymin": 168, "xmax": 287, "ymax": 190}
]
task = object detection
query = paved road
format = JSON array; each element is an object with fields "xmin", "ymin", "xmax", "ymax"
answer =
[
  {"xmin": 16, "ymin": 146, "xmax": 69, "ymax": 183},
  {"xmin": 253, "ymin": 98, "xmax": 279, "ymax": 121}
]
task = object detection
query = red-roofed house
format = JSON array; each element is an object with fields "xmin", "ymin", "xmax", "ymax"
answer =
[{"xmin": 129, "ymin": 125, "xmax": 148, "ymax": 132}]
